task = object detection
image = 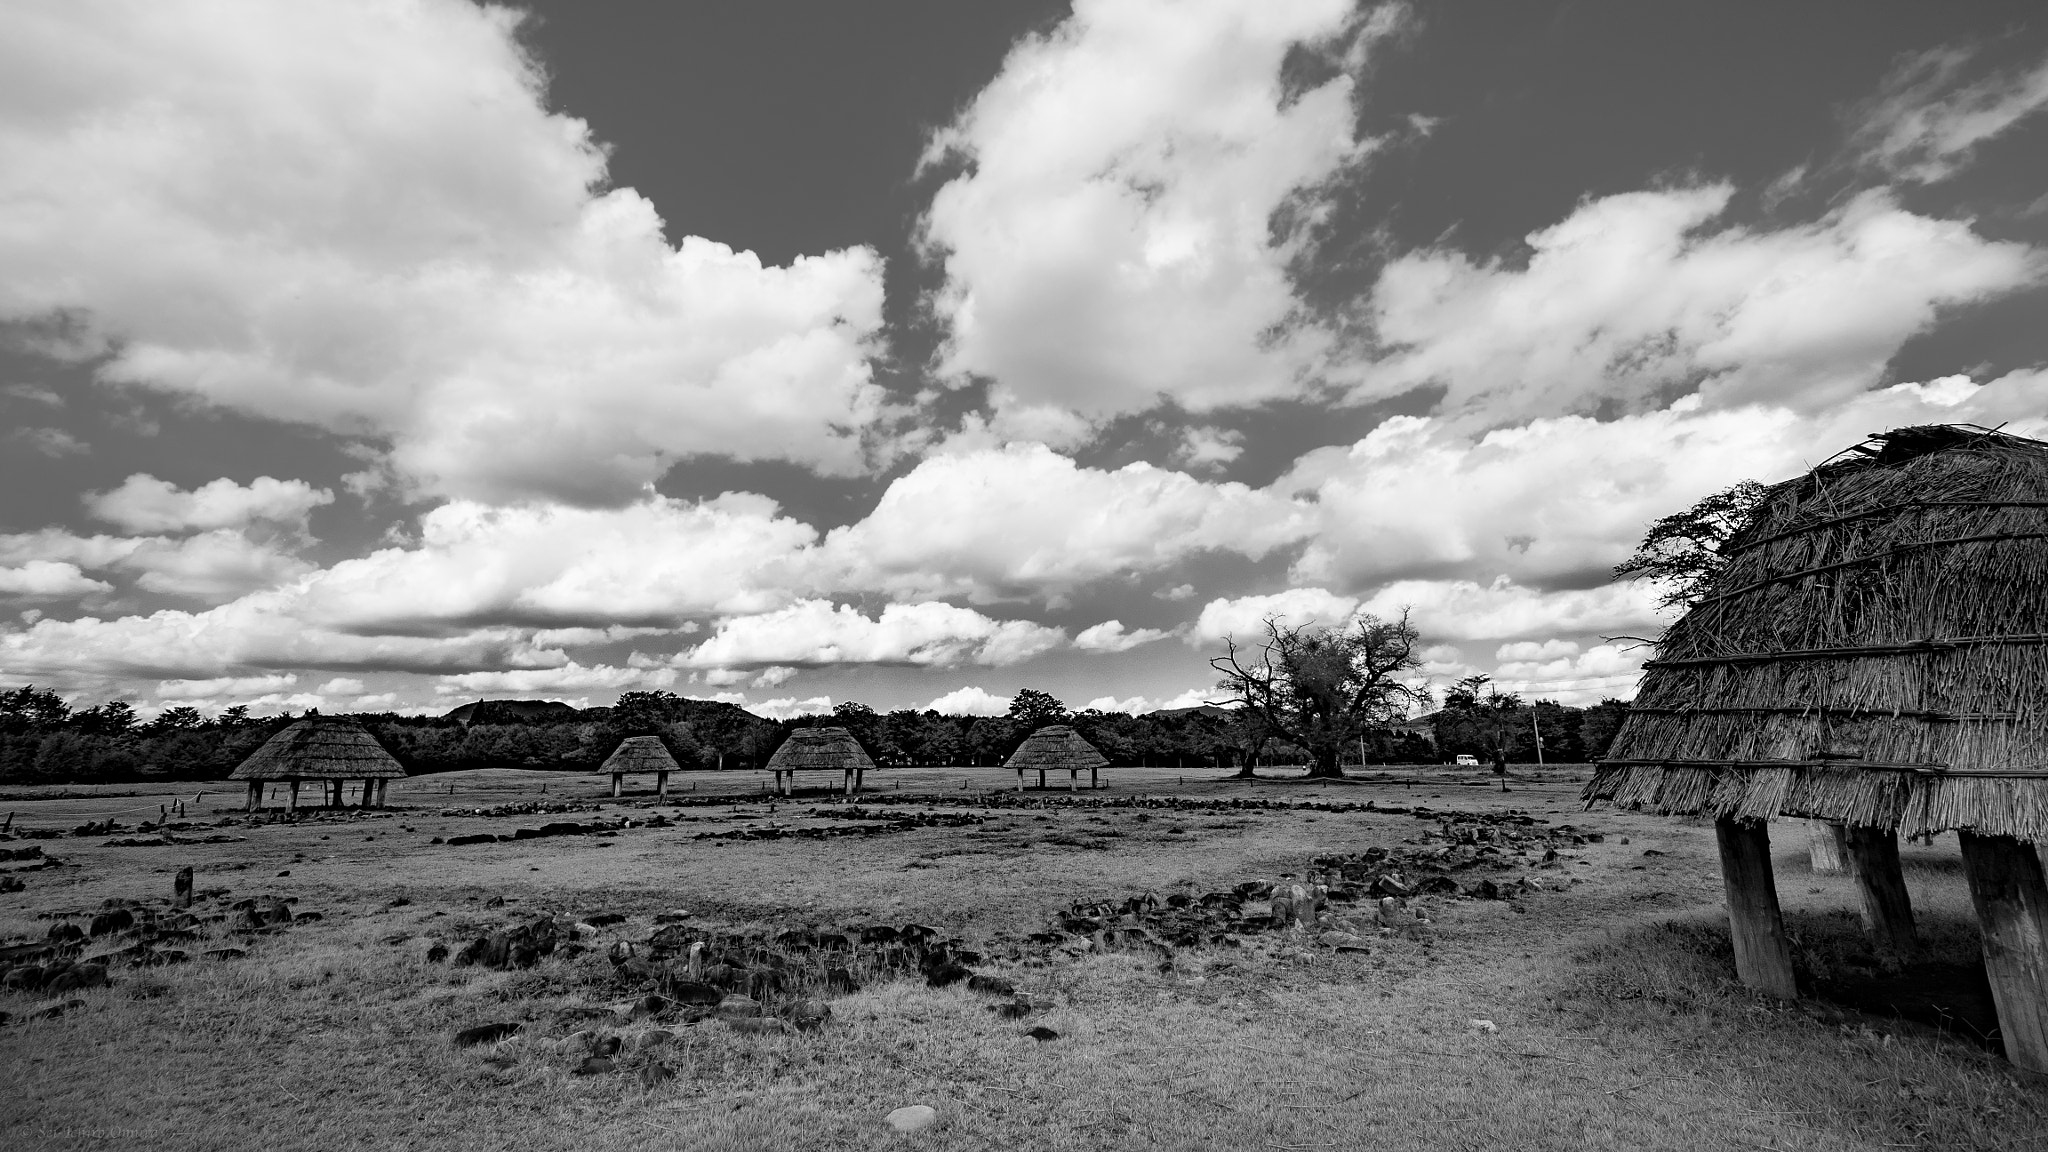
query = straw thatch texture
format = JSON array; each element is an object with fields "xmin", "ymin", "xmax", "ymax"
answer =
[
  {"xmin": 765, "ymin": 727, "xmax": 875, "ymax": 772},
  {"xmin": 230, "ymin": 718, "xmax": 407, "ymax": 781},
  {"xmin": 598, "ymin": 735, "xmax": 680, "ymax": 775},
  {"xmin": 1586, "ymin": 425, "xmax": 2048, "ymax": 840},
  {"xmin": 1005, "ymin": 725, "xmax": 1109, "ymax": 771}
]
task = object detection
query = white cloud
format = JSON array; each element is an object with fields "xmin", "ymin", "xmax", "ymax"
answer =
[
  {"xmin": 11, "ymin": 427, "xmax": 88, "ymax": 457},
  {"xmin": 750, "ymin": 666, "xmax": 798, "ymax": 689},
  {"xmin": 680, "ymin": 600, "xmax": 1064, "ymax": 669},
  {"xmin": 156, "ymin": 674, "xmax": 299, "ymax": 700},
  {"xmin": 818, "ymin": 443, "xmax": 1310, "ymax": 600},
  {"xmin": 1174, "ymin": 426, "xmax": 1245, "ymax": 471},
  {"xmin": 1357, "ymin": 185, "xmax": 2038, "ymax": 422},
  {"xmin": 921, "ymin": 0, "xmax": 1405, "ymax": 426},
  {"xmin": 1283, "ymin": 371, "xmax": 2048, "ymax": 596},
  {"xmin": 1083, "ymin": 688, "xmax": 1218, "ymax": 714},
  {"xmin": 1488, "ymin": 643, "xmax": 1647, "ymax": 707},
  {"xmin": 86, "ymin": 474, "xmax": 334, "ymax": 534},
  {"xmin": 750, "ymin": 696, "xmax": 835, "ymax": 721},
  {"xmin": 1073, "ymin": 620, "xmax": 1171, "ymax": 653},
  {"xmin": 296, "ymin": 493, "xmax": 814, "ymax": 631},
  {"xmin": 0, "ymin": 561, "xmax": 111, "ymax": 599},
  {"xmin": 923, "ymin": 686, "xmax": 1011, "ymax": 717},
  {"xmin": 1850, "ymin": 47, "xmax": 2048, "ymax": 184},
  {"xmin": 437, "ymin": 662, "xmax": 674, "ymax": 696},
  {"xmin": 317, "ymin": 677, "xmax": 365, "ymax": 696},
  {"xmin": 1191, "ymin": 588, "xmax": 1360, "ymax": 645},
  {"xmin": 0, "ymin": 0, "xmax": 886, "ymax": 503},
  {"xmin": 1358, "ymin": 577, "xmax": 1662, "ymax": 644},
  {"xmin": 1495, "ymin": 639, "xmax": 1580, "ymax": 662},
  {"xmin": 124, "ymin": 530, "xmax": 317, "ymax": 600}
]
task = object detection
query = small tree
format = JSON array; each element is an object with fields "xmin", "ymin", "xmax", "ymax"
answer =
[
  {"xmin": 1614, "ymin": 479, "xmax": 1768, "ymax": 610},
  {"xmin": 1007, "ymin": 688, "xmax": 1069, "ymax": 731},
  {"xmin": 1209, "ymin": 611, "xmax": 1430, "ymax": 780}
]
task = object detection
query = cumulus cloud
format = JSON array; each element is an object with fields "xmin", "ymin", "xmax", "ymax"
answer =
[
  {"xmin": 0, "ymin": 528, "xmax": 313, "ymax": 602},
  {"xmin": 1356, "ymin": 186, "xmax": 2037, "ymax": 422},
  {"xmin": 317, "ymin": 677, "xmax": 365, "ymax": 696},
  {"xmin": 86, "ymin": 474, "xmax": 334, "ymax": 534},
  {"xmin": 0, "ymin": 561, "xmax": 111, "ymax": 599},
  {"xmin": 1850, "ymin": 46, "xmax": 2048, "ymax": 184},
  {"xmin": 1357, "ymin": 577, "xmax": 1662, "ymax": 644},
  {"xmin": 296, "ymin": 493, "xmax": 814, "ymax": 632},
  {"xmin": 921, "ymin": 0, "xmax": 1406, "ymax": 427},
  {"xmin": 1285, "ymin": 371, "xmax": 2048, "ymax": 595},
  {"xmin": 0, "ymin": 0, "xmax": 886, "ymax": 503},
  {"xmin": 817, "ymin": 443, "xmax": 1310, "ymax": 600},
  {"xmin": 1083, "ymin": 688, "xmax": 1218, "ymax": 714},
  {"xmin": 1191, "ymin": 588, "xmax": 1360, "ymax": 645},
  {"xmin": 155, "ymin": 673, "xmax": 299, "ymax": 700},
  {"xmin": 1073, "ymin": 620, "xmax": 1172, "ymax": 652},
  {"xmin": 923, "ymin": 686, "xmax": 1011, "ymax": 716},
  {"xmin": 1488, "ymin": 643, "xmax": 1646, "ymax": 707},
  {"xmin": 750, "ymin": 696, "xmax": 835, "ymax": 720},
  {"xmin": 679, "ymin": 600, "xmax": 1064, "ymax": 669},
  {"xmin": 437, "ymin": 662, "xmax": 672, "ymax": 696}
]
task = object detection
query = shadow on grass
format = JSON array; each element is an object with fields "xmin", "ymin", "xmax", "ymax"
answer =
[{"xmin": 1554, "ymin": 912, "xmax": 2040, "ymax": 1152}]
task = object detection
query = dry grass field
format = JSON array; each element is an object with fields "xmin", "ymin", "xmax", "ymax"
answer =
[{"xmin": 2, "ymin": 763, "xmax": 2042, "ymax": 1151}]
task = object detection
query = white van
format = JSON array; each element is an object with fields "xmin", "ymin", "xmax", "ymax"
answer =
[{"xmin": 1454, "ymin": 754, "xmax": 1479, "ymax": 767}]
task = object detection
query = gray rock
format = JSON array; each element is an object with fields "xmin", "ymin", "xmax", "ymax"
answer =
[{"xmin": 885, "ymin": 1105, "xmax": 939, "ymax": 1134}]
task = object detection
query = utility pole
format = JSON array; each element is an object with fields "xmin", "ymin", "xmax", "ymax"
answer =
[{"xmin": 1531, "ymin": 708, "xmax": 1545, "ymax": 765}]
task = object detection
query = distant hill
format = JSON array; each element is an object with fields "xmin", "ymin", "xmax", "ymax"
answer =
[
  {"xmin": 1152, "ymin": 703, "xmax": 1232, "ymax": 719},
  {"xmin": 443, "ymin": 699, "xmax": 579, "ymax": 724}
]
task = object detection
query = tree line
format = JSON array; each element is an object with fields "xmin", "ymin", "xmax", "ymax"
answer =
[{"xmin": 0, "ymin": 682, "xmax": 1630, "ymax": 786}]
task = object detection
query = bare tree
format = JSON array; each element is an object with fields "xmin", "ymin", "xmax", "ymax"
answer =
[{"xmin": 1210, "ymin": 611, "xmax": 1431, "ymax": 780}]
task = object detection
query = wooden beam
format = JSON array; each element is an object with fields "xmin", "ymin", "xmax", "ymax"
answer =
[
  {"xmin": 1844, "ymin": 825, "xmax": 1916, "ymax": 952},
  {"xmin": 1806, "ymin": 820, "xmax": 1849, "ymax": 875},
  {"xmin": 1714, "ymin": 817, "xmax": 1798, "ymax": 998},
  {"xmin": 1959, "ymin": 831, "xmax": 2048, "ymax": 1073}
]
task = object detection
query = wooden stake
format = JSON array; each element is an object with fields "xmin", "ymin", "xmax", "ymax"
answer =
[
  {"xmin": 1959, "ymin": 831, "xmax": 2048, "ymax": 1073},
  {"xmin": 1714, "ymin": 817, "xmax": 1798, "ymax": 998},
  {"xmin": 1844, "ymin": 825, "xmax": 1916, "ymax": 952},
  {"xmin": 1806, "ymin": 820, "xmax": 1849, "ymax": 875},
  {"xmin": 611, "ymin": 774, "xmax": 621, "ymax": 798},
  {"xmin": 244, "ymin": 782, "xmax": 260, "ymax": 812}
]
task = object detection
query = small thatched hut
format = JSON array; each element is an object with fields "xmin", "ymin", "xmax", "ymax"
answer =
[
  {"xmin": 598, "ymin": 735, "xmax": 681, "ymax": 797},
  {"xmin": 763, "ymin": 726, "xmax": 875, "ymax": 796},
  {"xmin": 231, "ymin": 717, "xmax": 406, "ymax": 811},
  {"xmin": 1585, "ymin": 424, "xmax": 2048, "ymax": 1071},
  {"xmin": 1005, "ymin": 724, "xmax": 1109, "ymax": 791}
]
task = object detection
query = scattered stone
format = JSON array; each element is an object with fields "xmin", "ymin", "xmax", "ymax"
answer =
[
  {"xmin": 425, "ymin": 943, "xmax": 449, "ymax": 963},
  {"xmin": 1023, "ymin": 1026, "xmax": 1060, "ymax": 1041},
  {"xmin": 635, "ymin": 1029, "xmax": 676, "ymax": 1052},
  {"xmin": 638, "ymin": 1063, "xmax": 675, "ymax": 1090},
  {"xmin": 715, "ymin": 995, "xmax": 762, "ymax": 1019},
  {"xmin": 786, "ymin": 998, "xmax": 831, "ymax": 1030},
  {"xmin": 885, "ymin": 1105, "xmax": 939, "ymax": 1134},
  {"xmin": 46, "ymin": 963, "xmax": 107, "ymax": 993},
  {"xmin": 454, "ymin": 1021, "xmax": 523, "ymax": 1047},
  {"xmin": 89, "ymin": 908, "xmax": 134, "ymax": 937},
  {"xmin": 574, "ymin": 1056, "xmax": 615, "ymax": 1075},
  {"xmin": 1469, "ymin": 1018, "xmax": 1499, "ymax": 1034},
  {"xmin": 966, "ymin": 973, "xmax": 1016, "ymax": 997},
  {"xmin": 723, "ymin": 1017, "xmax": 790, "ymax": 1035}
]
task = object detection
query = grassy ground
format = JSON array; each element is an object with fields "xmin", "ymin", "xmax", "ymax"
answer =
[{"xmin": 2, "ymin": 763, "xmax": 2041, "ymax": 1151}]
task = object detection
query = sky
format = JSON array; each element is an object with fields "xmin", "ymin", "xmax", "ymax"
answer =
[{"xmin": 2, "ymin": 0, "xmax": 2047, "ymax": 722}]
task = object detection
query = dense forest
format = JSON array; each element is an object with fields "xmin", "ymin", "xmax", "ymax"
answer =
[{"xmin": 0, "ymin": 684, "xmax": 1630, "ymax": 785}]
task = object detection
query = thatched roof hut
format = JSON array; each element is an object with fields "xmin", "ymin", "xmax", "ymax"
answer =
[
  {"xmin": 598, "ymin": 735, "xmax": 682, "ymax": 796},
  {"xmin": 1007, "ymin": 725, "xmax": 1107, "ymax": 769},
  {"xmin": 764, "ymin": 726, "xmax": 875, "ymax": 795},
  {"xmin": 1584, "ymin": 424, "xmax": 2048, "ymax": 1070},
  {"xmin": 230, "ymin": 717, "xmax": 404, "ymax": 811},
  {"xmin": 599, "ymin": 736, "xmax": 680, "ymax": 776},
  {"xmin": 1588, "ymin": 424, "xmax": 2048, "ymax": 837},
  {"xmin": 1005, "ymin": 725, "xmax": 1107, "ymax": 790}
]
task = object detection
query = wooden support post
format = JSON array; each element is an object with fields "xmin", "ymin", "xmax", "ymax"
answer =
[
  {"xmin": 1807, "ymin": 821, "xmax": 1849, "ymax": 875},
  {"xmin": 174, "ymin": 866, "xmax": 193, "ymax": 909},
  {"xmin": 1037, "ymin": 769, "xmax": 1046, "ymax": 790},
  {"xmin": 1844, "ymin": 824, "xmax": 1916, "ymax": 951},
  {"xmin": 1016, "ymin": 769, "xmax": 1024, "ymax": 793},
  {"xmin": 1091, "ymin": 766, "xmax": 1099, "ymax": 790},
  {"xmin": 855, "ymin": 767, "xmax": 865, "ymax": 792},
  {"xmin": 1959, "ymin": 831, "xmax": 2048, "ymax": 1073},
  {"xmin": 245, "ymin": 781, "xmax": 260, "ymax": 812},
  {"xmin": 379, "ymin": 780, "xmax": 389, "ymax": 806},
  {"xmin": 657, "ymin": 770, "xmax": 669, "ymax": 797},
  {"xmin": 288, "ymin": 780, "xmax": 299, "ymax": 812},
  {"xmin": 843, "ymin": 769, "xmax": 854, "ymax": 796},
  {"xmin": 1714, "ymin": 817, "xmax": 1798, "ymax": 999},
  {"xmin": 611, "ymin": 774, "xmax": 622, "ymax": 798},
  {"xmin": 1068, "ymin": 768, "xmax": 1077, "ymax": 793}
]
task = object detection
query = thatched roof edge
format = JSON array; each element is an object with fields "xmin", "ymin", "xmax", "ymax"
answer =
[
  {"xmin": 230, "ymin": 718, "xmax": 407, "ymax": 781},
  {"xmin": 1004, "ymin": 725, "xmax": 1108, "ymax": 770},
  {"xmin": 764, "ymin": 726, "xmax": 875, "ymax": 772},
  {"xmin": 598, "ymin": 735, "xmax": 681, "ymax": 775}
]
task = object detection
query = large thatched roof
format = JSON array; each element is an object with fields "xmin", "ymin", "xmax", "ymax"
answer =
[
  {"xmin": 764, "ymin": 726, "xmax": 874, "ymax": 772},
  {"xmin": 1586, "ymin": 424, "xmax": 2048, "ymax": 840},
  {"xmin": 230, "ymin": 718, "xmax": 406, "ymax": 781},
  {"xmin": 598, "ymin": 735, "xmax": 680, "ymax": 775},
  {"xmin": 1005, "ymin": 724, "xmax": 1108, "ymax": 771}
]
